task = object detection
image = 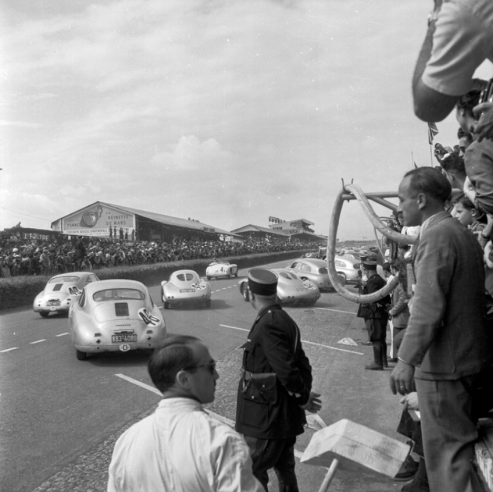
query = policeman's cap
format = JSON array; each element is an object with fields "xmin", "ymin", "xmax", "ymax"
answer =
[
  {"xmin": 362, "ymin": 260, "xmax": 378, "ymax": 270},
  {"xmin": 248, "ymin": 268, "xmax": 278, "ymax": 296}
]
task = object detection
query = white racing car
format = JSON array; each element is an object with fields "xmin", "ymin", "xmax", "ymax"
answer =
[
  {"xmin": 161, "ymin": 270, "xmax": 212, "ymax": 309},
  {"xmin": 33, "ymin": 272, "xmax": 100, "ymax": 317},
  {"xmin": 206, "ymin": 260, "xmax": 238, "ymax": 280},
  {"xmin": 239, "ymin": 268, "xmax": 320, "ymax": 306},
  {"xmin": 69, "ymin": 279, "xmax": 166, "ymax": 360}
]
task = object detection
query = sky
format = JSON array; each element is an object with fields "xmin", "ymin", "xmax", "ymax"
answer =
[{"xmin": 1, "ymin": 0, "xmax": 492, "ymax": 241}]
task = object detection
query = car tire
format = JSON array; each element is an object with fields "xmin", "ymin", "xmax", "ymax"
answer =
[
  {"xmin": 39, "ymin": 312, "xmax": 50, "ymax": 318},
  {"xmin": 205, "ymin": 299, "xmax": 212, "ymax": 308},
  {"xmin": 242, "ymin": 286, "xmax": 250, "ymax": 302},
  {"xmin": 164, "ymin": 302, "xmax": 170, "ymax": 310},
  {"xmin": 76, "ymin": 349, "xmax": 87, "ymax": 361},
  {"xmin": 206, "ymin": 276, "xmax": 211, "ymax": 281}
]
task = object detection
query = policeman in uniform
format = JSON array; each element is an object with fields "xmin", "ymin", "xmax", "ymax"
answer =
[
  {"xmin": 235, "ymin": 268, "xmax": 321, "ymax": 492},
  {"xmin": 359, "ymin": 259, "xmax": 391, "ymax": 370}
]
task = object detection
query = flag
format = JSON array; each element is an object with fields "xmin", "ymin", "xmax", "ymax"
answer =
[{"xmin": 428, "ymin": 122, "xmax": 439, "ymax": 145}]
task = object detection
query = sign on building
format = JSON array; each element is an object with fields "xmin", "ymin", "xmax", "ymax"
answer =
[{"xmin": 61, "ymin": 204, "xmax": 136, "ymax": 237}]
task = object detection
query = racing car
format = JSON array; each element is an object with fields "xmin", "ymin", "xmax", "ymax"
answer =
[
  {"xmin": 161, "ymin": 269, "xmax": 212, "ymax": 309},
  {"xmin": 239, "ymin": 268, "xmax": 320, "ymax": 306},
  {"xmin": 33, "ymin": 272, "xmax": 100, "ymax": 317},
  {"xmin": 206, "ymin": 260, "xmax": 238, "ymax": 280},
  {"xmin": 68, "ymin": 279, "xmax": 166, "ymax": 360}
]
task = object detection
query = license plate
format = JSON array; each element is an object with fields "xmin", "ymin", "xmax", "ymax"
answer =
[
  {"xmin": 180, "ymin": 289, "xmax": 195, "ymax": 293},
  {"xmin": 47, "ymin": 300, "xmax": 61, "ymax": 306},
  {"xmin": 112, "ymin": 334, "xmax": 137, "ymax": 343}
]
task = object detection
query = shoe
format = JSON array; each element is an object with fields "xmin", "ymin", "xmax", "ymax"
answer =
[
  {"xmin": 361, "ymin": 341, "xmax": 373, "ymax": 345},
  {"xmin": 364, "ymin": 362, "xmax": 384, "ymax": 370},
  {"xmin": 394, "ymin": 455, "xmax": 419, "ymax": 481},
  {"xmin": 389, "ymin": 358, "xmax": 398, "ymax": 363}
]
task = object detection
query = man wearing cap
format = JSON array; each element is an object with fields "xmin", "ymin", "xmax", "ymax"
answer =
[
  {"xmin": 360, "ymin": 259, "xmax": 391, "ymax": 370},
  {"xmin": 235, "ymin": 268, "xmax": 321, "ymax": 492}
]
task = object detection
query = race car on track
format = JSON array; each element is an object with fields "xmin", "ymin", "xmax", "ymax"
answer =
[
  {"xmin": 206, "ymin": 260, "xmax": 238, "ymax": 280},
  {"xmin": 33, "ymin": 272, "xmax": 100, "ymax": 318},
  {"xmin": 286, "ymin": 258, "xmax": 335, "ymax": 291},
  {"xmin": 161, "ymin": 270, "xmax": 212, "ymax": 309},
  {"xmin": 69, "ymin": 279, "xmax": 166, "ymax": 361},
  {"xmin": 239, "ymin": 268, "xmax": 320, "ymax": 306}
]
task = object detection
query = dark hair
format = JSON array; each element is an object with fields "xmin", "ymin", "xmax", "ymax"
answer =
[
  {"xmin": 452, "ymin": 192, "xmax": 474, "ymax": 209},
  {"xmin": 403, "ymin": 167, "xmax": 452, "ymax": 203},
  {"xmin": 148, "ymin": 335, "xmax": 201, "ymax": 392},
  {"xmin": 456, "ymin": 79, "xmax": 488, "ymax": 116},
  {"xmin": 440, "ymin": 152, "xmax": 465, "ymax": 176},
  {"xmin": 391, "ymin": 258, "xmax": 409, "ymax": 293}
]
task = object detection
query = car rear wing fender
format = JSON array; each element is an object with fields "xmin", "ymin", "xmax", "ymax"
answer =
[{"xmin": 326, "ymin": 182, "xmax": 417, "ymax": 303}]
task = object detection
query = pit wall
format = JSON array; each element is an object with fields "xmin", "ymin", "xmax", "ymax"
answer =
[{"xmin": 0, "ymin": 250, "xmax": 311, "ymax": 311}]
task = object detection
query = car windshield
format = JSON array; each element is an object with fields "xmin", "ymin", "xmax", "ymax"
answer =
[
  {"xmin": 49, "ymin": 276, "xmax": 80, "ymax": 283},
  {"xmin": 278, "ymin": 271, "xmax": 299, "ymax": 280},
  {"xmin": 93, "ymin": 289, "xmax": 145, "ymax": 302}
]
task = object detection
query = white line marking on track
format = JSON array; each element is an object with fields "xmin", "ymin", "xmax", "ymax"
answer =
[
  {"xmin": 314, "ymin": 307, "xmax": 355, "ymax": 315},
  {"xmin": 115, "ymin": 374, "xmax": 162, "ymax": 396},
  {"xmin": 0, "ymin": 347, "xmax": 19, "ymax": 353},
  {"xmin": 56, "ymin": 333, "xmax": 69, "ymax": 337},
  {"xmin": 115, "ymin": 373, "xmax": 309, "ymax": 462},
  {"xmin": 218, "ymin": 324, "xmax": 363, "ymax": 355},
  {"xmin": 30, "ymin": 339, "xmax": 46, "ymax": 344}
]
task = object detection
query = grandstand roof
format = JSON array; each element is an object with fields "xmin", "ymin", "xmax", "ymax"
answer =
[{"xmin": 52, "ymin": 202, "xmax": 240, "ymax": 237}]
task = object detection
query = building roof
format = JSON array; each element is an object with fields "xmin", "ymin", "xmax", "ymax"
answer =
[
  {"xmin": 230, "ymin": 224, "xmax": 291, "ymax": 237},
  {"xmin": 52, "ymin": 201, "xmax": 240, "ymax": 237}
]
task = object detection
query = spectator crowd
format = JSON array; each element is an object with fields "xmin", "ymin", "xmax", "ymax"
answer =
[{"xmin": 0, "ymin": 236, "xmax": 321, "ymax": 278}]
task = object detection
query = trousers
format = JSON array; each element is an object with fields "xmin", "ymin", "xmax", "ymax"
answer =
[
  {"xmin": 416, "ymin": 377, "xmax": 480, "ymax": 492},
  {"xmin": 243, "ymin": 435, "xmax": 299, "ymax": 492}
]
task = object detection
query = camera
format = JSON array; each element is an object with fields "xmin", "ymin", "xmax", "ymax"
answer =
[
  {"xmin": 480, "ymin": 79, "xmax": 493, "ymax": 104},
  {"xmin": 434, "ymin": 143, "xmax": 448, "ymax": 156}
]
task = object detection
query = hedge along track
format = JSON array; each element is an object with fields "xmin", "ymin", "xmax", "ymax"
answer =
[{"xmin": 326, "ymin": 182, "xmax": 418, "ymax": 304}]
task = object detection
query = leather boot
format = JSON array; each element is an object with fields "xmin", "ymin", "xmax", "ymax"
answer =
[
  {"xmin": 401, "ymin": 458, "xmax": 429, "ymax": 492},
  {"xmin": 365, "ymin": 342, "xmax": 384, "ymax": 370}
]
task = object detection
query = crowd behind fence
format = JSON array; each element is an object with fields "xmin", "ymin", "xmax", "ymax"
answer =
[{"xmin": 0, "ymin": 236, "xmax": 322, "ymax": 278}]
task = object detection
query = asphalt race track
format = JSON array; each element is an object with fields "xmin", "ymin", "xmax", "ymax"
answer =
[{"xmin": 0, "ymin": 259, "xmax": 409, "ymax": 492}]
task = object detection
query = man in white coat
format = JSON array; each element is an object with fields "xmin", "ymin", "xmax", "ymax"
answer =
[{"xmin": 107, "ymin": 335, "xmax": 263, "ymax": 492}]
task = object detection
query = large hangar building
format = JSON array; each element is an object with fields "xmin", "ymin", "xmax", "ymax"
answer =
[{"xmin": 51, "ymin": 202, "xmax": 239, "ymax": 242}]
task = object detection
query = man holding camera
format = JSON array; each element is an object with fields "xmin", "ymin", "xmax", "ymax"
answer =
[
  {"xmin": 236, "ymin": 268, "xmax": 321, "ymax": 492},
  {"xmin": 412, "ymin": 0, "xmax": 493, "ymax": 124}
]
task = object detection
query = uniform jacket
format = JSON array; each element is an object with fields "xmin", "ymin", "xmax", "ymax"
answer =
[
  {"xmin": 235, "ymin": 304, "xmax": 313, "ymax": 440},
  {"xmin": 399, "ymin": 211, "xmax": 493, "ymax": 380},
  {"xmin": 356, "ymin": 273, "xmax": 390, "ymax": 319}
]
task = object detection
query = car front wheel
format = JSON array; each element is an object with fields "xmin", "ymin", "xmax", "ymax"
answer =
[
  {"xmin": 39, "ymin": 312, "xmax": 49, "ymax": 318},
  {"xmin": 164, "ymin": 302, "xmax": 170, "ymax": 309},
  {"xmin": 76, "ymin": 349, "xmax": 87, "ymax": 361}
]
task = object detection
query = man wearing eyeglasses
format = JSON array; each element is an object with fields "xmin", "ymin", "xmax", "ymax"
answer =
[
  {"xmin": 236, "ymin": 268, "xmax": 321, "ymax": 492},
  {"xmin": 107, "ymin": 335, "xmax": 263, "ymax": 492}
]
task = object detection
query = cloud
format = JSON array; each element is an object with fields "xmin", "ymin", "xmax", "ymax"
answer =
[
  {"xmin": 0, "ymin": 120, "xmax": 43, "ymax": 128},
  {"xmin": 1, "ymin": 1, "xmax": 462, "ymax": 238}
]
